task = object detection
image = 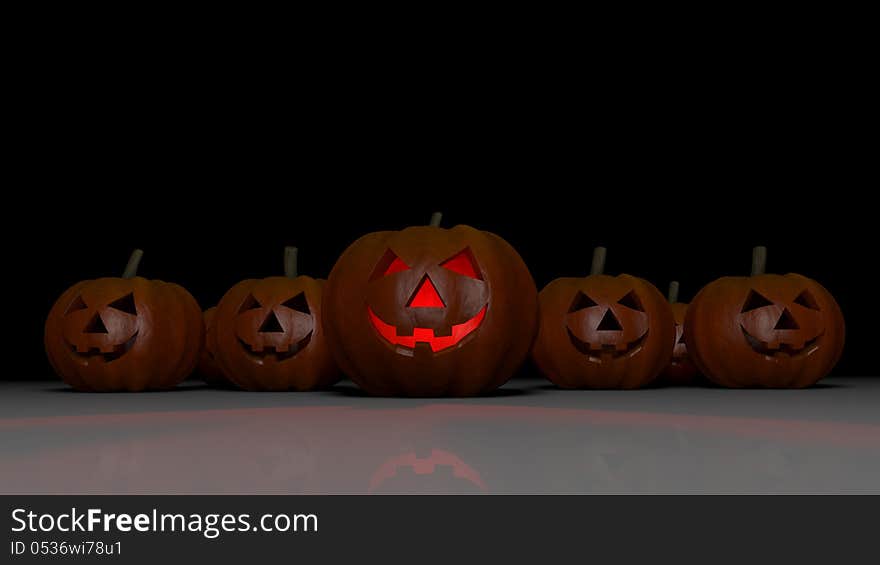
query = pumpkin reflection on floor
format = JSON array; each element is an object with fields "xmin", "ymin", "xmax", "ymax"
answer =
[
  {"xmin": 368, "ymin": 449, "xmax": 487, "ymax": 494},
  {"xmin": 2, "ymin": 383, "xmax": 879, "ymax": 494}
]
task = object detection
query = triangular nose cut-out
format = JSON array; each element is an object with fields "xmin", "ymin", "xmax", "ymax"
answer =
[
  {"xmin": 596, "ymin": 309, "xmax": 623, "ymax": 331},
  {"xmin": 84, "ymin": 313, "xmax": 109, "ymax": 334},
  {"xmin": 774, "ymin": 308, "xmax": 800, "ymax": 330},
  {"xmin": 407, "ymin": 275, "xmax": 445, "ymax": 308},
  {"xmin": 259, "ymin": 311, "xmax": 285, "ymax": 333}
]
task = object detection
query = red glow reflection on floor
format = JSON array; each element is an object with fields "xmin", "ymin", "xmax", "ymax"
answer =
[
  {"xmin": 412, "ymin": 404, "xmax": 880, "ymax": 447},
  {"xmin": 1, "ymin": 400, "xmax": 878, "ymax": 447},
  {"xmin": 368, "ymin": 449, "xmax": 487, "ymax": 493},
  {"xmin": 0, "ymin": 406, "xmax": 357, "ymax": 429}
]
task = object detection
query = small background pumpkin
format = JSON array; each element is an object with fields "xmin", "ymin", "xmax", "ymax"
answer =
[
  {"xmin": 685, "ymin": 246, "xmax": 845, "ymax": 388},
  {"xmin": 45, "ymin": 249, "xmax": 204, "ymax": 392},
  {"xmin": 198, "ymin": 306, "xmax": 233, "ymax": 387},
  {"xmin": 212, "ymin": 247, "xmax": 339, "ymax": 391},
  {"xmin": 657, "ymin": 281, "xmax": 700, "ymax": 385},
  {"xmin": 532, "ymin": 247, "xmax": 675, "ymax": 389}
]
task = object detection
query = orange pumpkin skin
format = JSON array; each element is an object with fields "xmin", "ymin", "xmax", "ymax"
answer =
[
  {"xmin": 213, "ymin": 276, "xmax": 339, "ymax": 391},
  {"xmin": 198, "ymin": 307, "xmax": 230, "ymax": 386},
  {"xmin": 323, "ymin": 224, "xmax": 538, "ymax": 397},
  {"xmin": 45, "ymin": 277, "xmax": 204, "ymax": 392},
  {"xmin": 658, "ymin": 302, "xmax": 700, "ymax": 385},
  {"xmin": 532, "ymin": 274, "xmax": 675, "ymax": 389},
  {"xmin": 684, "ymin": 274, "xmax": 845, "ymax": 388}
]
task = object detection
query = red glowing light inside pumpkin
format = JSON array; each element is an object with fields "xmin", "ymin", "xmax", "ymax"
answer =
[
  {"xmin": 407, "ymin": 276, "xmax": 445, "ymax": 308},
  {"xmin": 441, "ymin": 249, "xmax": 481, "ymax": 279},
  {"xmin": 384, "ymin": 256, "xmax": 410, "ymax": 276},
  {"xmin": 368, "ymin": 306, "xmax": 487, "ymax": 352}
]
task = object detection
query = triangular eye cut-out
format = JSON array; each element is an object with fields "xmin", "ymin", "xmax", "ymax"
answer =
[
  {"xmin": 239, "ymin": 293, "xmax": 262, "ymax": 313},
  {"xmin": 385, "ymin": 257, "xmax": 410, "ymax": 276},
  {"xmin": 282, "ymin": 292, "xmax": 310, "ymax": 314},
  {"xmin": 568, "ymin": 291, "xmax": 598, "ymax": 313},
  {"xmin": 617, "ymin": 290, "xmax": 644, "ymax": 312},
  {"xmin": 66, "ymin": 295, "xmax": 88, "ymax": 314},
  {"xmin": 677, "ymin": 332, "xmax": 686, "ymax": 344},
  {"xmin": 441, "ymin": 248, "xmax": 482, "ymax": 280},
  {"xmin": 107, "ymin": 292, "xmax": 137, "ymax": 315},
  {"xmin": 370, "ymin": 249, "xmax": 411, "ymax": 280},
  {"xmin": 741, "ymin": 290, "xmax": 774, "ymax": 312},
  {"xmin": 794, "ymin": 290, "xmax": 820, "ymax": 311}
]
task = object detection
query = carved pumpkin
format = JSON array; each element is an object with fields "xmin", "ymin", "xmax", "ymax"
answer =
[
  {"xmin": 212, "ymin": 247, "xmax": 339, "ymax": 391},
  {"xmin": 532, "ymin": 247, "xmax": 675, "ymax": 389},
  {"xmin": 657, "ymin": 281, "xmax": 700, "ymax": 385},
  {"xmin": 684, "ymin": 247, "xmax": 845, "ymax": 388},
  {"xmin": 198, "ymin": 307, "xmax": 231, "ymax": 387},
  {"xmin": 44, "ymin": 249, "xmax": 204, "ymax": 392},
  {"xmin": 323, "ymin": 212, "xmax": 538, "ymax": 397}
]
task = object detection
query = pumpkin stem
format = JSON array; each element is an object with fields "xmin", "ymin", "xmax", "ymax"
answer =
[
  {"xmin": 668, "ymin": 281, "xmax": 680, "ymax": 304},
  {"xmin": 429, "ymin": 212, "xmax": 443, "ymax": 227},
  {"xmin": 590, "ymin": 246, "xmax": 607, "ymax": 276},
  {"xmin": 121, "ymin": 249, "xmax": 144, "ymax": 279},
  {"xmin": 751, "ymin": 246, "xmax": 767, "ymax": 276},
  {"xmin": 284, "ymin": 246, "xmax": 298, "ymax": 278}
]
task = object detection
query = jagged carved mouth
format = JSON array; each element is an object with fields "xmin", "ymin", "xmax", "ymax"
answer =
[
  {"xmin": 740, "ymin": 325, "xmax": 822, "ymax": 358},
  {"xmin": 69, "ymin": 331, "xmax": 139, "ymax": 363},
  {"xmin": 567, "ymin": 328, "xmax": 648, "ymax": 363},
  {"xmin": 237, "ymin": 331, "xmax": 312, "ymax": 362},
  {"xmin": 368, "ymin": 306, "xmax": 487, "ymax": 353}
]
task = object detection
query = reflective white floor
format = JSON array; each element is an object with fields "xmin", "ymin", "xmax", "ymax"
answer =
[{"xmin": 1, "ymin": 378, "xmax": 878, "ymax": 494}]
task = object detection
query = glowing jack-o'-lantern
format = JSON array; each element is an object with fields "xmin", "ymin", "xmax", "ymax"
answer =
[
  {"xmin": 532, "ymin": 247, "xmax": 675, "ymax": 389},
  {"xmin": 657, "ymin": 281, "xmax": 700, "ymax": 385},
  {"xmin": 324, "ymin": 213, "xmax": 538, "ymax": 397},
  {"xmin": 212, "ymin": 247, "xmax": 339, "ymax": 391},
  {"xmin": 684, "ymin": 247, "xmax": 845, "ymax": 388},
  {"xmin": 44, "ymin": 249, "xmax": 204, "ymax": 392}
]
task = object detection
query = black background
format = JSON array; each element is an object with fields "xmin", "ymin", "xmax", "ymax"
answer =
[{"xmin": 6, "ymin": 39, "xmax": 873, "ymax": 380}]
